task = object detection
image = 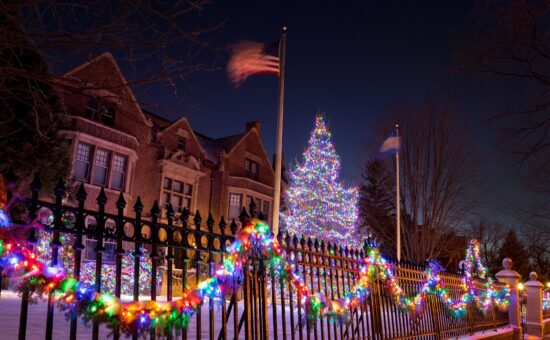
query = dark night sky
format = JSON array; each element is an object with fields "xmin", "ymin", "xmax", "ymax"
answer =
[{"xmin": 137, "ymin": 0, "xmax": 535, "ymax": 226}]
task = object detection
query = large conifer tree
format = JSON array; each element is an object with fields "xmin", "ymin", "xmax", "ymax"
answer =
[
  {"xmin": 281, "ymin": 116, "xmax": 359, "ymax": 246},
  {"xmin": 499, "ymin": 230, "xmax": 529, "ymax": 278},
  {"xmin": 358, "ymin": 159, "xmax": 395, "ymax": 256},
  {"xmin": 0, "ymin": 6, "xmax": 70, "ymax": 192}
]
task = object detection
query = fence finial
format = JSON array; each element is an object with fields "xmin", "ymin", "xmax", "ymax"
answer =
[
  {"xmin": 96, "ymin": 187, "xmax": 108, "ymax": 205},
  {"xmin": 30, "ymin": 173, "xmax": 42, "ymax": 192},
  {"xmin": 151, "ymin": 200, "xmax": 160, "ymax": 217},
  {"xmin": 133, "ymin": 196, "xmax": 144, "ymax": 212},
  {"xmin": 76, "ymin": 183, "xmax": 88, "ymax": 201},
  {"xmin": 116, "ymin": 191, "xmax": 126, "ymax": 209}
]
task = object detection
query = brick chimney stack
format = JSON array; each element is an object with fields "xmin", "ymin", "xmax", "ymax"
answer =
[{"xmin": 246, "ymin": 121, "xmax": 261, "ymax": 133}]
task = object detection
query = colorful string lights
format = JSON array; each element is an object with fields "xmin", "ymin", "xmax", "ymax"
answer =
[
  {"xmin": 0, "ymin": 205, "xmax": 510, "ymax": 336},
  {"xmin": 543, "ymin": 289, "xmax": 550, "ymax": 311},
  {"xmin": 80, "ymin": 248, "xmax": 161, "ymax": 296}
]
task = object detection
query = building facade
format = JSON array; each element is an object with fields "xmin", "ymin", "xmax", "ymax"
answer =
[{"xmin": 57, "ymin": 52, "xmax": 275, "ymax": 264}]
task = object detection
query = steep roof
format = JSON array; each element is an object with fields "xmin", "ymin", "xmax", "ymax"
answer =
[
  {"xmin": 143, "ymin": 110, "xmax": 248, "ymax": 164},
  {"xmin": 143, "ymin": 110, "xmax": 172, "ymax": 129},
  {"xmin": 194, "ymin": 132, "xmax": 246, "ymax": 164},
  {"xmin": 62, "ymin": 52, "xmax": 152, "ymax": 127}
]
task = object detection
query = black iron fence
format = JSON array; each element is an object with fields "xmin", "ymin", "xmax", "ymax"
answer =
[
  {"xmin": 2, "ymin": 175, "xmax": 509, "ymax": 340},
  {"xmin": 269, "ymin": 233, "xmax": 509, "ymax": 340}
]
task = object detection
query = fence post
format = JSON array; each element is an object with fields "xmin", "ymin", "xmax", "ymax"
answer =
[
  {"xmin": 525, "ymin": 272, "xmax": 544, "ymax": 338},
  {"xmin": 495, "ymin": 258, "xmax": 522, "ymax": 340}
]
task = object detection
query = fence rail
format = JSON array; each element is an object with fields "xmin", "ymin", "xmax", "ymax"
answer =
[{"xmin": 2, "ymin": 175, "xmax": 509, "ymax": 339}]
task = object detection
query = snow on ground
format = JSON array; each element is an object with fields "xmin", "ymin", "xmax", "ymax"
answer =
[
  {"xmin": 0, "ymin": 291, "xmax": 515, "ymax": 339},
  {"xmin": 0, "ymin": 291, "xmax": 317, "ymax": 339}
]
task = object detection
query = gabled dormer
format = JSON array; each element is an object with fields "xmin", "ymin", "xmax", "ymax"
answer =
[
  {"xmin": 60, "ymin": 52, "xmax": 152, "ymax": 142},
  {"xmin": 156, "ymin": 116, "xmax": 206, "ymax": 165}
]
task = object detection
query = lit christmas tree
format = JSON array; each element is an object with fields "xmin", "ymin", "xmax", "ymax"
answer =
[
  {"xmin": 35, "ymin": 230, "xmax": 74, "ymax": 270},
  {"xmin": 281, "ymin": 115, "xmax": 359, "ymax": 246}
]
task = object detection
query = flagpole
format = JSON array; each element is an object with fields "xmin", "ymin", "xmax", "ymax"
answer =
[
  {"xmin": 395, "ymin": 124, "xmax": 401, "ymax": 262},
  {"xmin": 272, "ymin": 26, "xmax": 287, "ymax": 236}
]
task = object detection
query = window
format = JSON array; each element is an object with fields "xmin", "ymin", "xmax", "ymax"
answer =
[
  {"xmin": 83, "ymin": 218, "xmax": 116, "ymax": 264},
  {"xmin": 162, "ymin": 192, "xmax": 171, "ymax": 210},
  {"xmin": 173, "ymin": 180, "xmax": 183, "ymax": 193},
  {"xmin": 84, "ymin": 238, "xmax": 116, "ymax": 264},
  {"xmin": 75, "ymin": 143, "xmax": 92, "ymax": 181},
  {"xmin": 262, "ymin": 201, "xmax": 270, "ymax": 218},
  {"xmin": 171, "ymin": 195, "xmax": 183, "ymax": 212},
  {"xmin": 246, "ymin": 196, "xmax": 261, "ymax": 211},
  {"xmin": 73, "ymin": 142, "xmax": 130, "ymax": 191},
  {"xmin": 151, "ymin": 127, "xmax": 159, "ymax": 144},
  {"xmin": 177, "ymin": 138, "xmax": 186, "ymax": 151},
  {"xmin": 85, "ymin": 97, "xmax": 116, "ymax": 126},
  {"xmin": 184, "ymin": 183, "xmax": 193, "ymax": 195},
  {"xmin": 183, "ymin": 197, "xmax": 192, "ymax": 210},
  {"xmin": 164, "ymin": 177, "xmax": 172, "ymax": 190},
  {"xmin": 92, "ymin": 148, "xmax": 111, "ymax": 186},
  {"xmin": 110, "ymin": 154, "xmax": 127, "ymax": 190},
  {"xmin": 245, "ymin": 159, "xmax": 259, "ymax": 180},
  {"xmin": 229, "ymin": 193, "xmax": 242, "ymax": 219},
  {"xmin": 162, "ymin": 177, "xmax": 193, "ymax": 213}
]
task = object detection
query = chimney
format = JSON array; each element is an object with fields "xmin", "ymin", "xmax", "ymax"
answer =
[
  {"xmin": 246, "ymin": 121, "xmax": 261, "ymax": 133},
  {"xmin": 272, "ymin": 152, "xmax": 286, "ymax": 171}
]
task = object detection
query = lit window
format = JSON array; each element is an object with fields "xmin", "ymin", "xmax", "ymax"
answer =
[
  {"xmin": 110, "ymin": 154, "xmax": 127, "ymax": 190},
  {"xmin": 229, "ymin": 193, "xmax": 242, "ymax": 219},
  {"xmin": 75, "ymin": 143, "xmax": 92, "ymax": 181},
  {"xmin": 92, "ymin": 148, "xmax": 111, "ymax": 186}
]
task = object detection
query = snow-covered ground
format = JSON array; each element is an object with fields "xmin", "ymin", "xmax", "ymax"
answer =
[
  {"xmin": 0, "ymin": 291, "xmax": 514, "ymax": 339},
  {"xmin": 0, "ymin": 291, "xmax": 314, "ymax": 339}
]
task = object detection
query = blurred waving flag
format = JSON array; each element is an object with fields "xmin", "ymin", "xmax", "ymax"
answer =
[
  {"xmin": 227, "ymin": 41, "xmax": 280, "ymax": 86},
  {"xmin": 379, "ymin": 131, "xmax": 401, "ymax": 154}
]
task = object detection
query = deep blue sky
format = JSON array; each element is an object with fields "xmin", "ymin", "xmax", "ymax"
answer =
[{"xmin": 137, "ymin": 0, "xmax": 534, "ymax": 226}]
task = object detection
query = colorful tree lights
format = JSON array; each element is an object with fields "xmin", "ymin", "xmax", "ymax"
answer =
[
  {"xmin": 281, "ymin": 115, "xmax": 359, "ymax": 246},
  {"xmin": 543, "ymin": 289, "xmax": 550, "ymax": 311},
  {"xmin": 80, "ymin": 249, "xmax": 161, "ymax": 295},
  {"xmin": 0, "ymin": 203, "xmax": 510, "ymax": 336},
  {"xmin": 35, "ymin": 230, "xmax": 74, "ymax": 270}
]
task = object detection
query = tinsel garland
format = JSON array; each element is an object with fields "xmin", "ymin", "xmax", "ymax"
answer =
[{"xmin": 0, "ymin": 207, "xmax": 509, "ymax": 337}]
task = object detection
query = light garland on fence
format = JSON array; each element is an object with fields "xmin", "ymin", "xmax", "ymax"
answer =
[
  {"xmin": 0, "ymin": 206, "xmax": 509, "ymax": 336},
  {"xmin": 543, "ymin": 290, "xmax": 550, "ymax": 311}
]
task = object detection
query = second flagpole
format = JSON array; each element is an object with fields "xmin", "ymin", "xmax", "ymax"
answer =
[
  {"xmin": 395, "ymin": 123, "xmax": 401, "ymax": 262},
  {"xmin": 272, "ymin": 26, "xmax": 287, "ymax": 236}
]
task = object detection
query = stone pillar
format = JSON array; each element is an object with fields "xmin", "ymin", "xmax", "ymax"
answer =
[
  {"xmin": 525, "ymin": 272, "xmax": 544, "ymax": 337},
  {"xmin": 495, "ymin": 258, "xmax": 522, "ymax": 339}
]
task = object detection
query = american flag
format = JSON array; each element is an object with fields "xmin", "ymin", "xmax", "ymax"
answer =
[{"xmin": 227, "ymin": 41, "xmax": 280, "ymax": 85}]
